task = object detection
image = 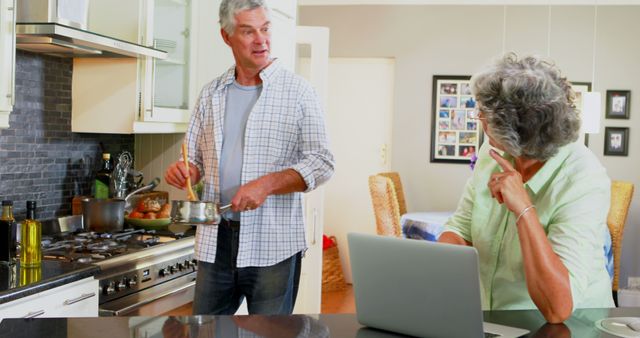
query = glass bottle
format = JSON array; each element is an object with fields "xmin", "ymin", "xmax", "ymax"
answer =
[
  {"xmin": 0, "ymin": 200, "xmax": 16, "ymax": 264},
  {"xmin": 19, "ymin": 266, "xmax": 42, "ymax": 287},
  {"xmin": 20, "ymin": 201, "xmax": 41, "ymax": 268},
  {"xmin": 94, "ymin": 153, "xmax": 112, "ymax": 199}
]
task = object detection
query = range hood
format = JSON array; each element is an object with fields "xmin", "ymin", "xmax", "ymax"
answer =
[{"xmin": 16, "ymin": 23, "xmax": 167, "ymax": 59}]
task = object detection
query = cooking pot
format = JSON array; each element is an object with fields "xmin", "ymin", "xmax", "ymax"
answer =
[
  {"xmin": 170, "ymin": 201, "xmax": 232, "ymax": 225},
  {"xmin": 82, "ymin": 178, "xmax": 160, "ymax": 232}
]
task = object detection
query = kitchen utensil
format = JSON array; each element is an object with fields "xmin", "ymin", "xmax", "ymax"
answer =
[
  {"xmin": 170, "ymin": 200, "xmax": 232, "ymax": 225},
  {"xmin": 181, "ymin": 143, "xmax": 198, "ymax": 201},
  {"xmin": 111, "ymin": 151, "xmax": 132, "ymax": 199},
  {"xmin": 83, "ymin": 178, "xmax": 160, "ymax": 232}
]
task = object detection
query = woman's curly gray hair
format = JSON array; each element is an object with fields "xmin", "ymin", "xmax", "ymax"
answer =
[
  {"xmin": 219, "ymin": 0, "xmax": 270, "ymax": 35},
  {"xmin": 471, "ymin": 53, "xmax": 580, "ymax": 161}
]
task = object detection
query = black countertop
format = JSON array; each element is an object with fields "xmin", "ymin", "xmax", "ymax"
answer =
[
  {"xmin": 0, "ymin": 260, "xmax": 99, "ymax": 305},
  {"xmin": 0, "ymin": 308, "xmax": 638, "ymax": 337}
]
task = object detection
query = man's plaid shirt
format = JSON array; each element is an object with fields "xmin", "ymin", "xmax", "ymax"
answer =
[{"xmin": 185, "ymin": 60, "xmax": 335, "ymax": 267}]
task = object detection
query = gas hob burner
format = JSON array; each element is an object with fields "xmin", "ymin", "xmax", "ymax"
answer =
[
  {"xmin": 87, "ymin": 240, "xmax": 123, "ymax": 252},
  {"xmin": 41, "ymin": 228, "xmax": 176, "ymax": 262}
]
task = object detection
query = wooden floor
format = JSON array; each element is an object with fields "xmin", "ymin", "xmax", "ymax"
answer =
[
  {"xmin": 161, "ymin": 285, "xmax": 356, "ymax": 315},
  {"xmin": 321, "ymin": 284, "xmax": 356, "ymax": 314}
]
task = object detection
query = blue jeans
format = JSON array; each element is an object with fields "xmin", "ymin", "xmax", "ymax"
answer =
[{"xmin": 192, "ymin": 219, "xmax": 302, "ymax": 315}]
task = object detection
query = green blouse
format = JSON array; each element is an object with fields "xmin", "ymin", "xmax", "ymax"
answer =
[{"xmin": 444, "ymin": 141, "xmax": 615, "ymax": 311}]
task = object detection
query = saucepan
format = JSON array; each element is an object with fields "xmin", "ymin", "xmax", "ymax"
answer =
[
  {"xmin": 170, "ymin": 201, "xmax": 232, "ymax": 225},
  {"xmin": 83, "ymin": 178, "xmax": 160, "ymax": 232}
]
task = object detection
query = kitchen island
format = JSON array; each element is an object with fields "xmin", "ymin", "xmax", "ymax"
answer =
[{"xmin": 0, "ymin": 307, "xmax": 637, "ymax": 337}]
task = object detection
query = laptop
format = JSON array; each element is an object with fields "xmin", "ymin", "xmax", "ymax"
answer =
[{"xmin": 348, "ymin": 233, "xmax": 529, "ymax": 338}]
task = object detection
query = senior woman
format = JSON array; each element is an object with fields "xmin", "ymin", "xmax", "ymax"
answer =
[{"xmin": 439, "ymin": 53, "xmax": 614, "ymax": 323}]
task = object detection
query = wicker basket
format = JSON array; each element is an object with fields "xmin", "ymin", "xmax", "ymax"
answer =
[{"xmin": 322, "ymin": 236, "xmax": 347, "ymax": 292}]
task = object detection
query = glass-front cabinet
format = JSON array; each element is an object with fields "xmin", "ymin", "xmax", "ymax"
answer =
[
  {"xmin": 72, "ymin": 0, "xmax": 196, "ymax": 134},
  {"xmin": 140, "ymin": 0, "xmax": 194, "ymax": 124},
  {"xmin": 0, "ymin": 0, "xmax": 16, "ymax": 128}
]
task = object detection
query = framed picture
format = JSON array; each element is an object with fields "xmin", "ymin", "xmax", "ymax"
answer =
[
  {"xmin": 430, "ymin": 75, "xmax": 483, "ymax": 163},
  {"xmin": 604, "ymin": 127, "xmax": 629, "ymax": 156},
  {"xmin": 571, "ymin": 82, "xmax": 592, "ymax": 146},
  {"xmin": 570, "ymin": 82, "xmax": 591, "ymax": 109},
  {"xmin": 606, "ymin": 90, "xmax": 630, "ymax": 119}
]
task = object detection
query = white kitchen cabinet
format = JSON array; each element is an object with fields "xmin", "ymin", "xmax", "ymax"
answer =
[
  {"xmin": 72, "ymin": 0, "xmax": 197, "ymax": 134},
  {"xmin": 0, "ymin": 0, "xmax": 16, "ymax": 129},
  {"xmin": 0, "ymin": 277, "xmax": 99, "ymax": 319}
]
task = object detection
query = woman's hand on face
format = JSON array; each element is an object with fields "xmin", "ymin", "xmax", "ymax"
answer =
[{"xmin": 488, "ymin": 149, "xmax": 532, "ymax": 214}]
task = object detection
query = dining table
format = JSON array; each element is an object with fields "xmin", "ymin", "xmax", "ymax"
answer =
[{"xmin": 1, "ymin": 307, "xmax": 639, "ymax": 337}]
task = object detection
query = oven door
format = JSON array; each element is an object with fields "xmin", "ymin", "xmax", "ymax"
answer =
[{"xmin": 99, "ymin": 273, "xmax": 196, "ymax": 316}]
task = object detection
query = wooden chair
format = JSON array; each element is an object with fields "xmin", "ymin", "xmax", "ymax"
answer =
[
  {"xmin": 368, "ymin": 175, "xmax": 402, "ymax": 237},
  {"xmin": 378, "ymin": 171, "xmax": 407, "ymax": 215},
  {"xmin": 608, "ymin": 180, "xmax": 634, "ymax": 302}
]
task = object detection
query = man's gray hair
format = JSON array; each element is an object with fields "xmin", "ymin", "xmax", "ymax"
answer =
[
  {"xmin": 219, "ymin": 0, "xmax": 270, "ymax": 35},
  {"xmin": 471, "ymin": 53, "xmax": 580, "ymax": 161}
]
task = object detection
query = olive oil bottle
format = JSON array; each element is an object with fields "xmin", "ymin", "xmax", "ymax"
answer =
[
  {"xmin": 19, "ymin": 266, "xmax": 41, "ymax": 287},
  {"xmin": 20, "ymin": 201, "xmax": 41, "ymax": 268}
]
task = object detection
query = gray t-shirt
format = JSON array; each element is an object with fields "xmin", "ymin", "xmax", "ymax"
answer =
[{"xmin": 219, "ymin": 80, "xmax": 262, "ymax": 221}]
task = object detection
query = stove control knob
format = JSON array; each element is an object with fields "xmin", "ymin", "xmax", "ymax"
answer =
[
  {"xmin": 116, "ymin": 280, "xmax": 126, "ymax": 291},
  {"xmin": 184, "ymin": 260, "xmax": 192, "ymax": 268},
  {"xmin": 169, "ymin": 265, "xmax": 176, "ymax": 274},
  {"xmin": 104, "ymin": 282, "xmax": 116, "ymax": 295},
  {"xmin": 127, "ymin": 277, "xmax": 137, "ymax": 287},
  {"xmin": 177, "ymin": 263, "xmax": 185, "ymax": 271},
  {"xmin": 159, "ymin": 268, "xmax": 167, "ymax": 277}
]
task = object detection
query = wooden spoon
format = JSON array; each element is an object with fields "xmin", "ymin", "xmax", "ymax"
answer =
[{"xmin": 181, "ymin": 143, "xmax": 198, "ymax": 201}]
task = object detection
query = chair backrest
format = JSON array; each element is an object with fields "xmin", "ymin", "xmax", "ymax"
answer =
[
  {"xmin": 378, "ymin": 171, "xmax": 407, "ymax": 215},
  {"xmin": 368, "ymin": 175, "xmax": 402, "ymax": 237},
  {"xmin": 607, "ymin": 180, "xmax": 634, "ymax": 292}
]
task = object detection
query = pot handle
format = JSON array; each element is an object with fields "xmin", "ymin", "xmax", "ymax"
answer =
[
  {"xmin": 219, "ymin": 204, "xmax": 232, "ymax": 214},
  {"xmin": 124, "ymin": 177, "xmax": 160, "ymax": 202}
]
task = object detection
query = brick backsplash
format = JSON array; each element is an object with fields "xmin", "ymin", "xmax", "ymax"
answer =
[{"xmin": 0, "ymin": 51, "xmax": 134, "ymax": 221}]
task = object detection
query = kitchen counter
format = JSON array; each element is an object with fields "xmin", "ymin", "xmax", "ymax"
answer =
[
  {"xmin": 0, "ymin": 307, "xmax": 636, "ymax": 337},
  {"xmin": 0, "ymin": 260, "xmax": 99, "ymax": 305}
]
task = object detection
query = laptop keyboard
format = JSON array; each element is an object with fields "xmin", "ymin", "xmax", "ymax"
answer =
[{"xmin": 484, "ymin": 333, "xmax": 501, "ymax": 338}]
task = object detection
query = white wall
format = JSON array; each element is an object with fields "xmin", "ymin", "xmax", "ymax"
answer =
[{"xmin": 300, "ymin": 5, "xmax": 640, "ymax": 287}]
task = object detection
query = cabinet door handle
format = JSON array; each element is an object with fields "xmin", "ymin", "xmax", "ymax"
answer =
[
  {"xmin": 311, "ymin": 208, "xmax": 317, "ymax": 245},
  {"xmin": 23, "ymin": 310, "xmax": 45, "ymax": 319},
  {"xmin": 63, "ymin": 292, "xmax": 96, "ymax": 306}
]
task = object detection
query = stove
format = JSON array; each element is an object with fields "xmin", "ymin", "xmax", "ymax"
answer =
[{"xmin": 43, "ymin": 227, "xmax": 198, "ymax": 316}]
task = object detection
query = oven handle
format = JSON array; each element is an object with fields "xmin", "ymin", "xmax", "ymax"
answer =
[{"xmin": 107, "ymin": 280, "xmax": 196, "ymax": 316}]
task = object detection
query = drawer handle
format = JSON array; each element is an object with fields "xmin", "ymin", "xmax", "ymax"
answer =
[
  {"xmin": 63, "ymin": 292, "xmax": 96, "ymax": 306},
  {"xmin": 23, "ymin": 310, "xmax": 45, "ymax": 319}
]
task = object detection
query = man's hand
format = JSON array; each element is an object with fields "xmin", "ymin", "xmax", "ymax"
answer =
[
  {"xmin": 165, "ymin": 161, "xmax": 201, "ymax": 190},
  {"xmin": 488, "ymin": 149, "xmax": 532, "ymax": 214},
  {"xmin": 231, "ymin": 178, "xmax": 270, "ymax": 212},
  {"xmin": 230, "ymin": 169, "xmax": 306, "ymax": 212}
]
